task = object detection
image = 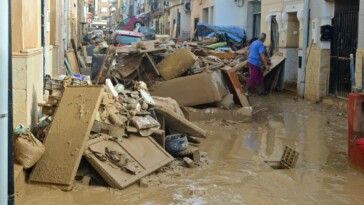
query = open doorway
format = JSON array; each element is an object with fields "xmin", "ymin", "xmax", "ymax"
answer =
[
  {"xmin": 269, "ymin": 16, "xmax": 279, "ymax": 56},
  {"xmin": 283, "ymin": 12, "xmax": 300, "ymax": 91}
]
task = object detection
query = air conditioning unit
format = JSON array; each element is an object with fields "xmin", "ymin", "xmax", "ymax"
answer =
[{"xmin": 184, "ymin": 2, "xmax": 191, "ymax": 12}]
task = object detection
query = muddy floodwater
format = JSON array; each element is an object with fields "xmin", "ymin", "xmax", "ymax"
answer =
[{"xmin": 19, "ymin": 93, "xmax": 364, "ymax": 205}]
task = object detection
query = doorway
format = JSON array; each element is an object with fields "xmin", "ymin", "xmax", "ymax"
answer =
[
  {"xmin": 329, "ymin": 0, "xmax": 359, "ymax": 98},
  {"xmin": 270, "ymin": 16, "xmax": 279, "ymax": 56},
  {"xmin": 283, "ymin": 13, "xmax": 300, "ymax": 91},
  {"xmin": 202, "ymin": 8, "xmax": 208, "ymax": 23}
]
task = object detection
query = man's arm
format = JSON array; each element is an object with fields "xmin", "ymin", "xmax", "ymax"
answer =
[{"xmin": 260, "ymin": 53, "xmax": 270, "ymax": 69}]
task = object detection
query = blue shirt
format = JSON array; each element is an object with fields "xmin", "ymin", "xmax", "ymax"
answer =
[{"xmin": 248, "ymin": 40, "xmax": 266, "ymax": 67}]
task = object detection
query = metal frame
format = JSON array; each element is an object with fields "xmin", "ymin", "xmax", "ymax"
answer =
[{"xmin": 329, "ymin": 11, "xmax": 359, "ymax": 98}]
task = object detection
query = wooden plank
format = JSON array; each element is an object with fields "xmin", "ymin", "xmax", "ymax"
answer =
[
  {"xmin": 115, "ymin": 47, "xmax": 166, "ymax": 54},
  {"xmin": 145, "ymin": 52, "xmax": 160, "ymax": 76},
  {"xmin": 95, "ymin": 47, "xmax": 116, "ymax": 84},
  {"xmin": 71, "ymin": 39, "xmax": 80, "ymax": 67},
  {"xmin": 269, "ymin": 64, "xmax": 283, "ymax": 94},
  {"xmin": 264, "ymin": 55, "xmax": 285, "ymax": 77},
  {"xmin": 29, "ymin": 86, "xmax": 104, "ymax": 190},
  {"xmin": 64, "ymin": 57, "xmax": 73, "ymax": 75},
  {"xmin": 91, "ymin": 121, "xmax": 126, "ymax": 138},
  {"xmin": 66, "ymin": 50, "xmax": 81, "ymax": 74},
  {"xmin": 154, "ymin": 105, "xmax": 207, "ymax": 138},
  {"xmin": 214, "ymin": 52, "xmax": 236, "ymax": 60},
  {"xmin": 221, "ymin": 68, "xmax": 250, "ymax": 107},
  {"xmin": 84, "ymin": 135, "xmax": 174, "ymax": 189}
]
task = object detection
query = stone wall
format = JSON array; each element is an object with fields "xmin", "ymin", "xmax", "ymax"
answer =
[
  {"xmin": 12, "ymin": 49, "xmax": 44, "ymax": 127},
  {"xmin": 356, "ymin": 49, "xmax": 364, "ymax": 89},
  {"xmin": 304, "ymin": 46, "xmax": 331, "ymax": 101}
]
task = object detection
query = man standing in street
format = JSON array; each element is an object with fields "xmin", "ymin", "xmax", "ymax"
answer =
[{"xmin": 246, "ymin": 33, "xmax": 270, "ymax": 96}]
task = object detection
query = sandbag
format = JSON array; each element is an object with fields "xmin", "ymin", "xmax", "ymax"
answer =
[{"xmin": 14, "ymin": 126, "xmax": 45, "ymax": 169}]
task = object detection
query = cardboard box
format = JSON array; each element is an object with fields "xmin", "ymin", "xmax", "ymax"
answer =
[
  {"xmin": 183, "ymin": 107, "xmax": 252, "ymax": 122},
  {"xmin": 150, "ymin": 71, "xmax": 229, "ymax": 107}
]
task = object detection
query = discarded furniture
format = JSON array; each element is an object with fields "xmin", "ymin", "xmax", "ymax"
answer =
[
  {"xmin": 84, "ymin": 134, "xmax": 174, "ymax": 189},
  {"xmin": 29, "ymin": 86, "xmax": 104, "ymax": 190}
]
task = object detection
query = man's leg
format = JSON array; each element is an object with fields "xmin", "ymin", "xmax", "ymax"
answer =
[
  {"xmin": 256, "ymin": 68, "xmax": 267, "ymax": 95},
  {"xmin": 246, "ymin": 63, "xmax": 256, "ymax": 95}
]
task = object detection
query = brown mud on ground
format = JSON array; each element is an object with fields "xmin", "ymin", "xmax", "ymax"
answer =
[{"xmin": 19, "ymin": 93, "xmax": 364, "ymax": 205}]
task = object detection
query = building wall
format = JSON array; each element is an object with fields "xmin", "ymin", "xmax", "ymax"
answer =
[
  {"xmin": 169, "ymin": 0, "xmax": 191, "ymax": 38},
  {"xmin": 304, "ymin": 46, "xmax": 331, "ymax": 101},
  {"xmin": 50, "ymin": 0, "xmax": 65, "ymax": 77},
  {"xmin": 190, "ymin": 0, "xmax": 251, "ymax": 38},
  {"xmin": 190, "ymin": 0, "xmax": 215, "ymax": 35},
  {"xmin": 304, "ymin": 0, "xmax": 334, "ymax": 101},
  {"xmin": 12, "ymin": 49, "xmax": 44, "ymax": 127},
  {"xmin": 246, "ymin": 0, "xmax": 261, "ymax": 39},
  {"xmin": 355, "ymin": 49, "xmax": 364, "ymax": 89},
  {"xmin": 356, "ymin": 0, "xmax": 364, "ymax": 89},
  {"xmin": 261, "ymin": 0, "xmax": 304, "ymax": 93},
  {"xmin": 215, "ymin": 0, "xmax": 247, "ymax": 29},
  {"xmin": 11, "ymin": 0, "xmax": 67, "ymax": 127},
  {"xmin": 181, "ymin": 4, "xmax": 191, "ymax": 38},
  {"xmin": 96, "ymin": 0, "xmax": 110, "ymax": 21},
  {"xmin": 260, "ymin": 0, "xmax": 281, "ymax": 45}
]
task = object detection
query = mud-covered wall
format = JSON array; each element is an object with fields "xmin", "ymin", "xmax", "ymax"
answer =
[
  {"xmin": 304, "ymin": 46, "xmax": 331, "ymax": 101},
  {"xmin": 355, "ymin": 49, "xmax": 363, "ymax": 89},
  {"xmin": 12, "ymin": 50, "xmax": 44, "ymax": 128},
  {"xmin": 355, "ymin": 0, "xmax": 364, "ymax": 89}
]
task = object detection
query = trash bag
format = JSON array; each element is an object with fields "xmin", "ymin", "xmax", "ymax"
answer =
[{"xmin": 14, "ymin": 125, "xmax": 45, "ymax": 169}]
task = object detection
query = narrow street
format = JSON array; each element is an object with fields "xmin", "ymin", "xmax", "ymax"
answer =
[
  {"xmin": 3, "ymin": 0, "xmax": 364, "ymax": 204},
  {"xmin": 19, "ymin": 93, "xmax": 364, "ymax": 205}
]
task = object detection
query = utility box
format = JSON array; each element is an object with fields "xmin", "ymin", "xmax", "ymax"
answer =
[{"xmin": 320, "ymin": 25, "xmax": 334, "ymax": 41}]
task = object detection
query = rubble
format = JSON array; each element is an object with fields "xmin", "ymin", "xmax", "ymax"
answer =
[
  {"xmin": 28, "ymin": 73, "xmax": 206, "ymax": 191},
  {"xmin": 29, "ymin": 86, "xmax": 104, "ymax": 190},
  {"xmin": 24, "ymin": 33, "xmax": 287, "ymax": 192},
  {"xmin": 183, "ymin": 157, "xmax": 195, "ymax": 168},
  {"xmin": 157, "ymin": 48, "xmax": 198, "ymax": 80},
  {"xmin": 150, "ymin": 71, "xmax": 229, "ymax": 107}
]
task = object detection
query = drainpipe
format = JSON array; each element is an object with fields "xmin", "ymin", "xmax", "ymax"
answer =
[
  {"xmin": 7, "ymin": 0, "xmax": 14, "ymax": 203},
  {"xmin": 0, "ymin": 0, "xmax": 10, "ymax": 204},
  {"xmin": 300, "ymin": 0, "xmax": 310, "ymax": 97}
]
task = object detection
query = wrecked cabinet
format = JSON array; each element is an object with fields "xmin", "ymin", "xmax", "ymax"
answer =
[{"xmin": 84, "ymin": 135, "xmax": 174, "ymax": 189}]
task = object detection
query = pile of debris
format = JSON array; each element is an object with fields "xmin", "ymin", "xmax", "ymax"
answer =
[
  {"xmin": 87, "ymin": 36, "xmax": 285, "ymax": 122},
  {"xmin": 16, "ymin": 34, "xmax": 286, "ymax": 191},
  {"xmin": 13, "ymin": 74, "xmax": 206, "ymax": 191}
]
